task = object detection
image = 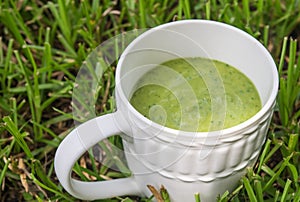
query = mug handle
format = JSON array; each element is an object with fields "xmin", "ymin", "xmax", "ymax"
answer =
[{"xmin": 54, "ymin": 112, "xmax": 141, "ymax": 200}]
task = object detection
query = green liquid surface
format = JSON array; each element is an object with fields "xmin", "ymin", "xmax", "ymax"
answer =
[{"xmin": 130, "ymin": 57, "xmax": 262, "ymax": 132}]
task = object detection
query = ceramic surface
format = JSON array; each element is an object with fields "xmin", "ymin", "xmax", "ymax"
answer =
[{"xmin": 55, "ymin": 20, "xmax": 278, "ymax": 202}]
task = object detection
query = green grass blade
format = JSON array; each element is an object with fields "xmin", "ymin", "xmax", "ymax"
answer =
[
  {"xmin": 31, "ymin": 160, "xmax": 60, "ymax": 191},
  {"xmin": 254, "ymin": 180, "xmax": 264, "ymax": 202},
  {"xmin": 288, "ymin": 133, "xmax": 299, "ymax": 152},
  {"xmin": 286, "ymin": 39, "xmax": 297, "ymax": 103},
  {"xmin": 49, "ymin": 0, "xmax": 72, "ymax": 44},
  {"xmin": 280, "ymin": 179, "xmax": 292, "ymax": 202},
  {"xmin": 0, "ymin": 9, "xmax": 24, "ymax": 45},
  {"xmin": 178, "ymin": 0, "xmax": 183, "ymax": 20},
  {"xmin": 14, "ymin": 49, "xmax": 42, "ymax": 140},
  {"xmin": 57, "ymin": 34, "xmax": 77, "ymax": 58},
  {"xmin": 263, "ymin": 154, "xmax": 293, "ymax": 191},
  {"xmin": 278, "ymin": 78, "xmax": 288, "ymax": 126},
  {"xmin": 1, "ymin": 38, "xmax": 14, "ymax": 92},
  {"xmin": 257, "ymin": 0, "xmax": 264, "ymax": 14},
  {"xmin": 0, "ymin": 37, "xmax": 3, "ymax": 64},
  {"xmin": 138, "ymin": 0, "xmax": 147, "ymax": 28},
  {"xmin": 194, "ymin": 193, "xmax": 201, "ymax": 202},
  {"xmin": 3, "ymin": 116, "xmax": 33, "ymax": 158},
  {"xmin": 242, "ymin": 177, "xmax": 257, "ymax": 202},
  {"xmin": 264, "ymin": 140, "xmax": 282, "ymax": 163},
  {"xmin": 160, "ymin": 185, "xmax": 170, "ymax": 202},
  {"xmin": 22, "ymin": 44, "xmax": 41, "ymax": 117},
  {"xmin": 30, "ymin": 173, "xmax": 73, "ymax": 201},
  {"xmin": 294, "ymin": 188, "xmax": 300, "ymax": 202},
  {"xmin": 261, "ymin": 164, "xmax": 286, "ymax": 189},
  {"xmin": 263, "ymin": 25, "xmax": 269, "ymax": 47},
  {"xmin": 8, "ymin": 0, "xmax": 33, "ymax": 42},
  {"xmin": 278, "ymin": 37, "xmax": 288, "ymax": 76},
  {"xmin": 0, "ymin": 157, "xmax": 10, "ymax": 189},
  {"xmin": 205, "ymin": 1, "xmax": 211, "ymax": 20},
  {"xmin": 218, "ymin": 190, "xmax": 229, "ymax": 202},
  {"xmin": 274, "ymin": 190, "xmax": 280, "ymax": 202},
  {"xmin": 242, "ymin": 0, "xmax": 250, "ymax": 23},
  {"xmin": 257, "ymin": 138, "xmax": 271, "ymax": 173},
  {"xmin": 286, "ymin": 163, "xmax": 298, "ymax": 187},
  {"xmin": 183, "ymin": 0, "xmax": 191, "ymax": 19},
  {"xmin": 10, "ymin": 97, "xmax": 21, "ymax": 130},
  {"xmin": 42, "ymin": 42, "xmax": 52, "ymax": 80}
]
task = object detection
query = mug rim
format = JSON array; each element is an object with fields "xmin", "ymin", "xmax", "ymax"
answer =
[{"xmin": 116, "ymin": 19, "xmax": 279, "ymax": 139}]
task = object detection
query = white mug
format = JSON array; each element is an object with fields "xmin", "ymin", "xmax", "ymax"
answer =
[{"xmin": 54, "ymin": 20, "xmax": 278, "ymax": 202}]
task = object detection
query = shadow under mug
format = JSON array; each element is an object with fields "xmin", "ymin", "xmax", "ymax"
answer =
[{"xmin": 54, "ymin": 20, "xmax": 279, "ymax": 202}]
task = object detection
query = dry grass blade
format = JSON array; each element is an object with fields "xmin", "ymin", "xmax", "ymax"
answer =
[{"xmin": 147, "ymin": 185, "xmax": 164, "ymax": 202}]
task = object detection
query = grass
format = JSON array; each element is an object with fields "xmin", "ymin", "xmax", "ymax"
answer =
[{"xmin": 0, "ymin": 0, "xmax": 300, "ymax": 201}]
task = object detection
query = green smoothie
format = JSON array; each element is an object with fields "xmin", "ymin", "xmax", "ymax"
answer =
[{"xmin": 130, "ymin": 57, "xmax": 261, "ymax": 132}]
